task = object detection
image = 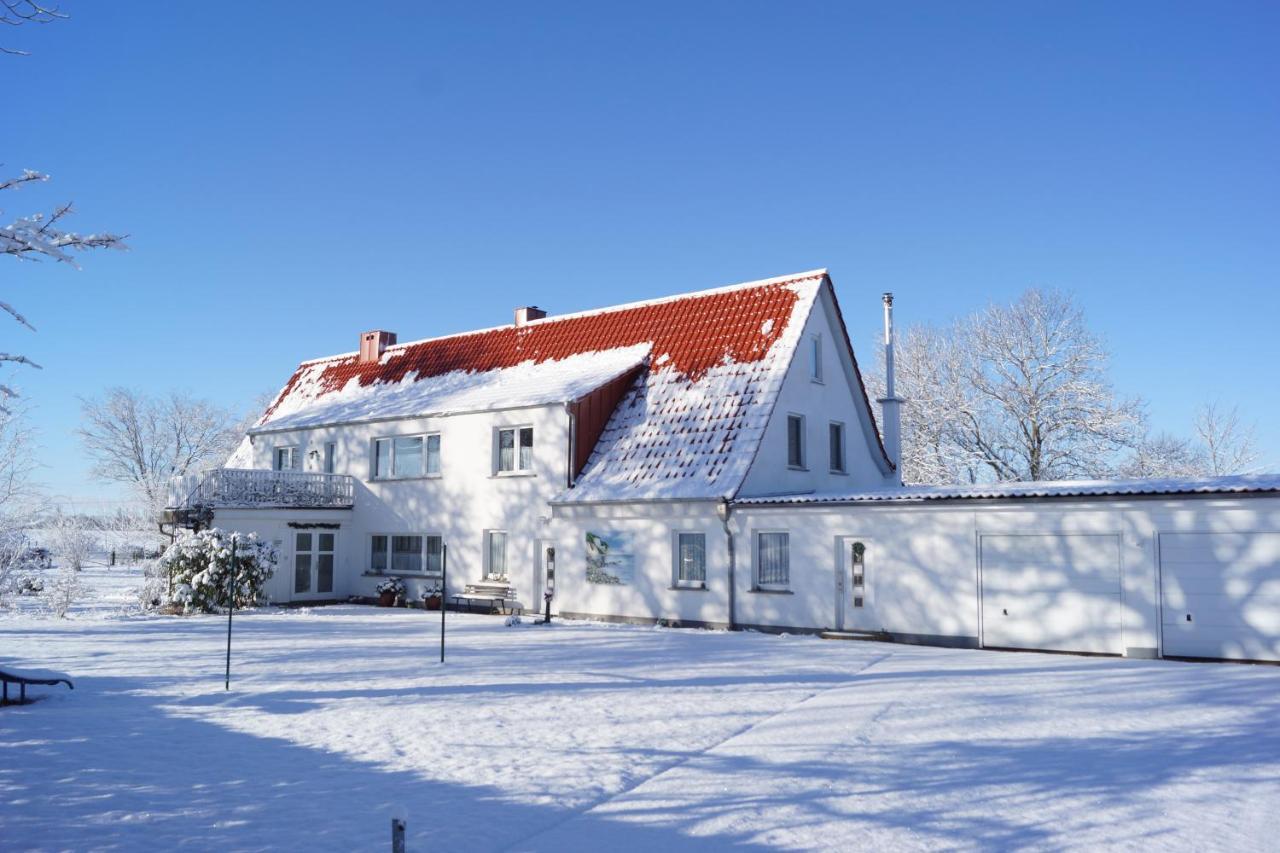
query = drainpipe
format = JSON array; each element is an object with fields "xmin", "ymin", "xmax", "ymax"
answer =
[
  {"xmin": 717, "ymin": 497, "xmax": 736, "ymax": 631},
  {"xmin": 876, "ymin": 292, "xmax": 905, "ymax": 480},
  {"xmin": 564, "ymin": 402, "xmax": 577, "ymax": 489}
]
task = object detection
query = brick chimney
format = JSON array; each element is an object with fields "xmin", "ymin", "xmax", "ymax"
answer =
[
  {"xmin": 358, "ymin": 330, "xmax": 397, "ymax": 364},
  {"xmin": 514, "ymin": 306, "xmax": 547, "ymax": 327}
]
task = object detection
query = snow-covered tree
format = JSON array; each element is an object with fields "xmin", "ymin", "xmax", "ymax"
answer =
[
  {"xmin": 867, "ymin": 288, "xmax": 1143, "ymax": 484},
  {"xmin": 1195, "ymin": 402, "xmax": 1259, "ymax": 476},
  {"xmin": 77, "ymin": 389, "xmax": 244, "ymax": 518},
  {"xmin": 2, "ymin": 171, "xmax": 127, "ymax": 405},
  {"xmin": 42, "ymin": 566, "xmax": 88, "ymax": 618},
  {"xmin": 48, "ymin": 511, "xmax": 96, "ymax": 571}
]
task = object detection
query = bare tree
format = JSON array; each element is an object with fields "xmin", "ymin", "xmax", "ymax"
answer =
[
  {"xmin": 48, "ymin": 510, "xmax": 95, "ymax": 571},
  {"xmin": 1121, "ymin": 432, "xmax": 1205, "ymax": 479},
  {"xmin": 1195, "ymin": 402, "xmax": 1259, "ymax": 476},
  {"xmin": 869, "ymin": 288, "xmax": 1143, "ymax": 484},
  {"xmin": 78, "ymin": 389, "xmax": 243, "ymax": 515},
  {"xmin": 1, "ymin": 1, "xmax": 66, "ymax": 56}
]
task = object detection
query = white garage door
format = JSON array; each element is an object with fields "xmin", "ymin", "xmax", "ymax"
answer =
[
  {"xmin": 1159, "ymin": 532, "xmax": 1280, "ymax": 662},
  {"xmin": 981, "ymin": 534, "xmax": 1123, "ymax": 655}
]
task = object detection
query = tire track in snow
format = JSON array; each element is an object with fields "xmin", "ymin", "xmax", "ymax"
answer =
[{"xmin": 505, "ymin": 649, "xmax": 895, "ymax": 851}]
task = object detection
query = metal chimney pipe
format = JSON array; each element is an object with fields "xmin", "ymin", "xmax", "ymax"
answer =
[{"xmin": 876, "ymin": 292, "xmax": 905, "ymax": 482}]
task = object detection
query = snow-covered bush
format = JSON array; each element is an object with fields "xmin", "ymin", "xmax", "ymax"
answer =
[
  {"xmin": 159, "ymin": 528, "xmax": 276, "ymax": 614},
  {"xmin": 135, "ymin": 559, "xmax": 169, "ymax": 611},
  {"xmin": 43, "ymin": 568, "xmax": 89, "ymax": 619},
  {"xmin": 376, "ymin": 578, "xmax": 406, "ymax": 595},
  {"xmin": 16, "ymin": 573, "xmax": 44, "ymax": 595}
]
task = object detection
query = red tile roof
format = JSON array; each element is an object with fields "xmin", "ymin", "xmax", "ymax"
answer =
[
  {"xmin": 253, "ymin": 270, "xmax": 889, "ymax": 501},
  {"xmin": 264, "ymin": 274, "xmax": 807, "ymax": 423}
]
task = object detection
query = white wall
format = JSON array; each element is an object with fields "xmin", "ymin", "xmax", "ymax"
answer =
[
  {"xmin": 733, "ymin": 494, "xmax": 1280, "ymax": 658},
  {"xmin": 738, "ymin": 284, "xmax": 895, "ymax": 498},
  {"xmin": 221, "ymin": 403, "xmax": 572, "ymax": 609},
  {"xmin": 548, "ymin": 501, "xmax": 730, "ymax": 627}
]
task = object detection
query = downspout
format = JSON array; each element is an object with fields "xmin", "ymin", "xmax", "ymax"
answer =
[
  {"xmin": 564, "ymin": 402, "xmax": 577, "ymax": 489},
  {"xmin": 717, "ymin": 497, "xmax": 736, "ymax": 631}
]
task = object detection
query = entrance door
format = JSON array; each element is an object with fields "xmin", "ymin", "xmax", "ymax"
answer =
[
  {"xmin": 834, "ymin": 538, "xmax": 869, "ymax": 631},
  {"xmin": 293, "ymin": 531, "xmax": 336, "ymax": 599}
]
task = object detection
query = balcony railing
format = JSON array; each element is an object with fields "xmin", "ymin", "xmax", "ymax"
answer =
[{"xmin": 167, "ymin": 468, "xmax": 356, "ymax": 510}]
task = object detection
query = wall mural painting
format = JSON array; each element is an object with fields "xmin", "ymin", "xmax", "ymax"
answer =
[{"xmin": 586, "ymin": 530, "xmax": 635, "ymax": 585}]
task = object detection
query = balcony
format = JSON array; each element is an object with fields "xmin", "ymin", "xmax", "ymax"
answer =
[{"xmin": 167, "ymin": 468, "xmax": 356, "ymax": 511}]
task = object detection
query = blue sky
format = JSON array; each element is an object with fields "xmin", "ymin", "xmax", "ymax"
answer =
[{"xmin": 7, "ymin": 1, "xmax": 1277, "ymax": 506}]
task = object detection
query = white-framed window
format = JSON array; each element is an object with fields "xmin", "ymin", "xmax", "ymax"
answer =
[
  {"xmin": 486, "ymin": 530, "xmax": 508, "ymax": 579},
  {"xmin": 372, "ymin": 433, "xmax": 441, "ymax": 480},
  {"xmin": 809, "ymin": 334, "xmax": 823, "ymax": 382},
  {"xmin": 829, "ymin": 421, "xmax": 846, "ymax": 474},
  {"xmin": 323, "ymin": 441, "xmax": 336, "ymax": 474},
  {"xmin": 274, "ymin": 446, "xmax": 299, "ymax": 471},
  {"xmin": 786, "ymin": 414, "xmax": 806, "ymax": 469},
  {"xmin": 496, "ymin": 426, "xmax": 534, "ymax": 474},
  {"xmin": 370, "ymin": 533, "xmax": 443, "ymax": 575},
  {"xmin": 755, "ymin": 531, "xmax": 790, "ymax": 590},
  {"xmin": 674, "ymin": 532, "xmax": 706, "ymax": 588}
]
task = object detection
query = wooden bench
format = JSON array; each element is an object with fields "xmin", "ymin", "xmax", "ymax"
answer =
[
  {"xmin": 450, "ymin": 582, "xmax": 520, "ymax": 615},
  {"xmin": 1, "ymin": 667, "xmax": 74, "ymax": 706}
]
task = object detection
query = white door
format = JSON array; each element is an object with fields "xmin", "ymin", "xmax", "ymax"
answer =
[
  {"xmin": 292, "ymin": 531, "xmax": 336, "ymax": 600},
  {"xmin": 834, "ymin": 538, "xmax": 869, "ymax": 632},
  {"xmin": 980, "ymin": 534, "xmax": 1123, "ymax": 655},
  {"xmin": 1159, "ymin": 532, "xmax": 1280, "ymax": 662}
]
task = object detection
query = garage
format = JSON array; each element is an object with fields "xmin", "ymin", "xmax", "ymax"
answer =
[
  {"xmin": 980, "ymin": 533, "xmax": 1123, "ymax": 655},
  {"xmin": 1159, "ymin": 532, "xmax": 1280, "ymax": 662}
]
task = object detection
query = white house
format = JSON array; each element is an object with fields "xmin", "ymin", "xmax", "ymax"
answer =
[{"xmin": 167, "ymin": 269, "xmax": 1280, "ymax": 663}]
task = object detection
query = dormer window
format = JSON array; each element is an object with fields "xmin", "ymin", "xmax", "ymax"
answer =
[{"xmin": 496, "ymin": 426, "xmax": 534, "ymax": 474}]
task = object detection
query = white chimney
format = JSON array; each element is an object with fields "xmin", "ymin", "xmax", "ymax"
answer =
[
  {"xmin": 876, "ymin": 293, "xmax": 905, "ymax": 479},
  {"xmin": 515, "ymin": 306, "xmax": 547, "ymax": 327}
]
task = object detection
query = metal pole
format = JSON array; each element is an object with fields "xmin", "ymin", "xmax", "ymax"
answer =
[
  {"xmin": 225, "ymin": 534, "xmax": 236, "ymax": 691},
  {"xmin": 391, "ymin": 817, "xmax": 406, "ymax": 853},
  {"xmin": 440, "ymin": 543, "xmax": 447, "ymax": 663}
]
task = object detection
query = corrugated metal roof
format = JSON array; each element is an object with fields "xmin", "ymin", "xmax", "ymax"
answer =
[{"xmin": 735, "ymin": 474, "xmax": 1280, "ymax": 505}]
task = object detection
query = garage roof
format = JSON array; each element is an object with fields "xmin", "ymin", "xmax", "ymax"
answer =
[{"xmin": 736, "ymin": 474, "xmax": 1280, "ymax": 505}]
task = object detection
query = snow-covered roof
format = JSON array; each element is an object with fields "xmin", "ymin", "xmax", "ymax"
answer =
[
  {"xmin": 254, "ymin": 345, "xmax": 651, "ymax": 431},
  {"xmin": 253, "ymin": 269, "xmax": 867, "ymax": 502},
  {"xmin": 735, "ymin": 474, "xmax": 1280, "ymax": 506}
]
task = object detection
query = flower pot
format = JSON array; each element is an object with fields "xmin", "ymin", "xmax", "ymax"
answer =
[
  {"xmin": 424, "ymin": 595, "xmax": 442, "ymax": 611},
  {"xmin": 377, "ymin": 590, "xmax": 397, "ymax": 607}
]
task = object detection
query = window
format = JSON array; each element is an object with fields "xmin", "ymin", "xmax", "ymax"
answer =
[
  {"xmin": 675, "ymin": 533, "xmax": 706, "ymax": 587},
  {"xmin": 295, "ymin": 532, "xmax": 335, "ymax": 595},
  {"xmin": 756, "ymin": 532, "xmax": 790, "ymax": 589},
  {"xmin": 829, "ymin": 422, "xmax": 846, "ymax": 473},
  {"xmin": 809, "ymin": 334, "xmax": 823, "ymax": 382},
  {"xmin": 323, "ymin": 442, "xmax": 336, "ymax": 474},
  {"xmin": 370, "ymin": 533, "xmax": 444, "ymax": 576},
  {"xmin": 787, "ymin": 415, "xmax": 805, "ymax": 469},
  {"xmin": 373, "ymin": 433, "xmax": 441, "ymax": 479},
  {"xmin": 487, "ymin": 531, "xmax": 508, "ymax": 579},
  {"xmin": 497, "ymin": 427, "xmax": 534, "ymax": 474},
  {"xmin": 274, "ymin": 446, "xmax": 298, "ymax": 471}
]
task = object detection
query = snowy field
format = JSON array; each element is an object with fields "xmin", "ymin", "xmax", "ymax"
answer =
[{"xmin": 3, "ymin": 571, "xmax": 1280, "ymax": 851}]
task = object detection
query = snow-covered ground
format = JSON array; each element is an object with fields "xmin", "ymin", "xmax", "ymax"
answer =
[{"xmin": 3, "ymin": 570, "xmax": 1279, "ymax": 851}]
